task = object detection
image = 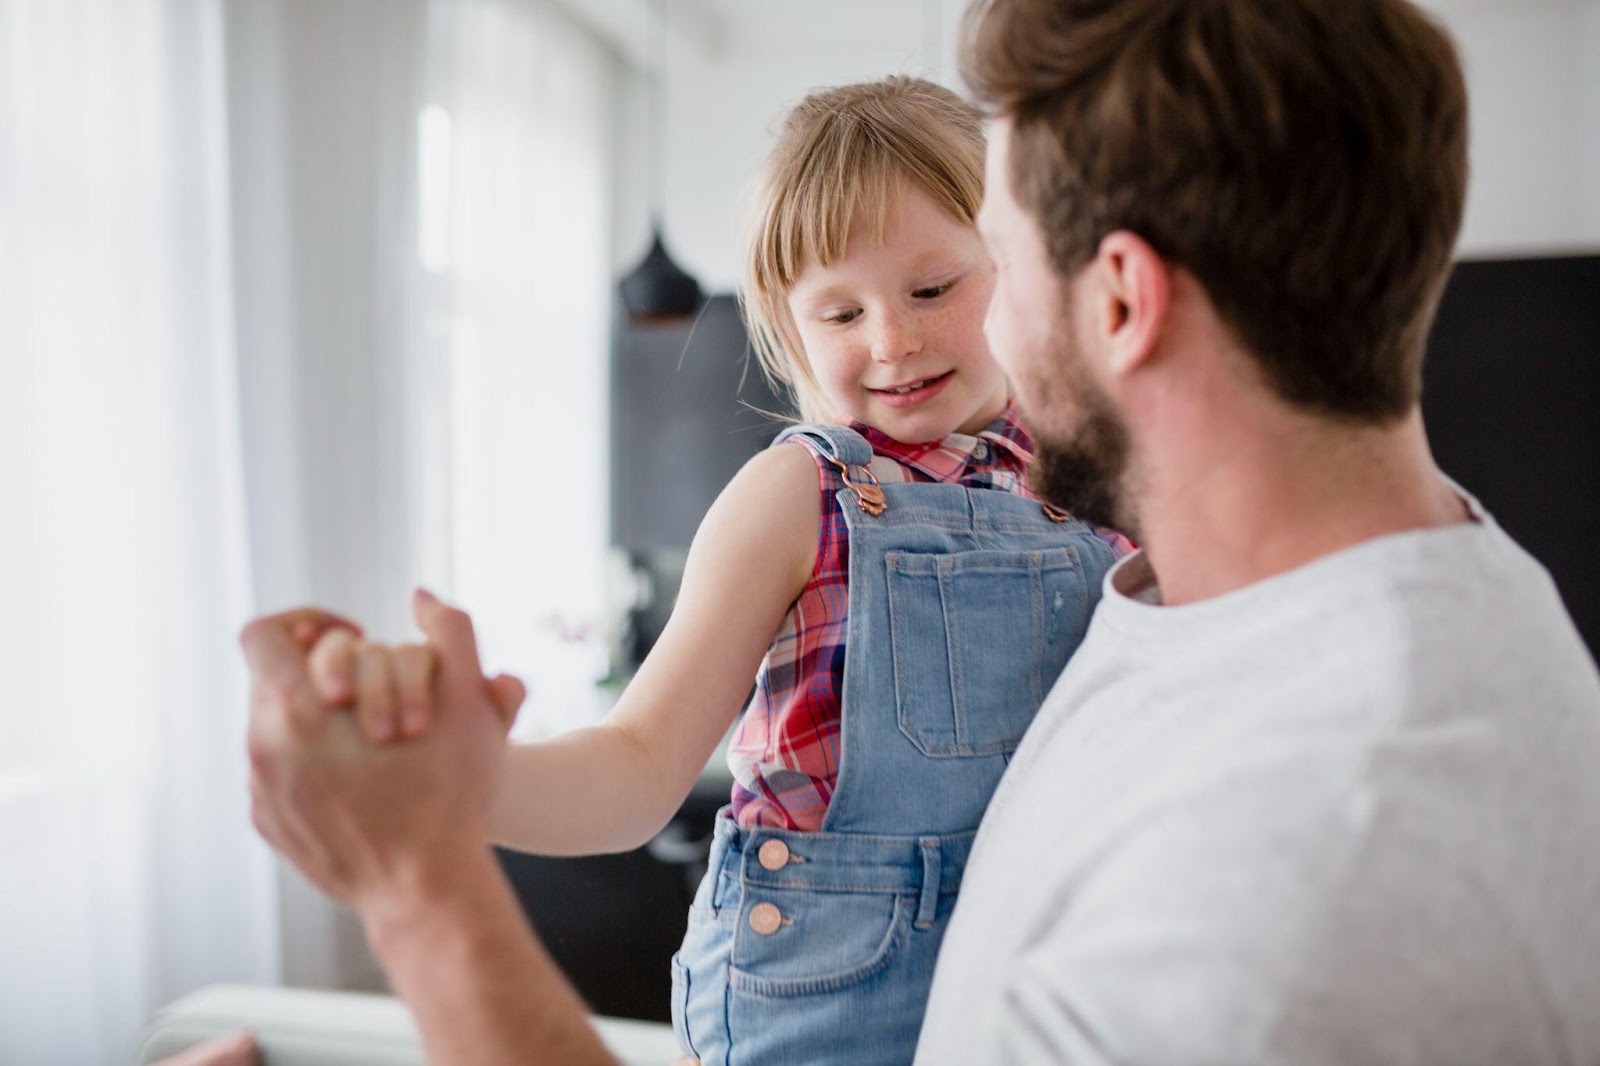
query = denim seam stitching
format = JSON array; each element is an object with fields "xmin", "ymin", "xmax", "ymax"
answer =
[{"xmin": 740, "ymin": 879, "xmax": 961, "ymax": 895}]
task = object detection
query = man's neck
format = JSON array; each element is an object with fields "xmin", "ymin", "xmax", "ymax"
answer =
[{"xmin": 1134, "ymin": 407, "xmax": 1470, "ymax": 607}]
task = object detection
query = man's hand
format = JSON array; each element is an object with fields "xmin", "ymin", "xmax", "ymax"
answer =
[
  {"xmin": 240, "ymin": 591, "xmax": 526, "ymax": 911},
  {"xmin": 240, "ymin": 594, "xmax": 619, "ymax": 1064},
  {"xmin": 154, "ymin": 1032, "xmax": 258, "ymax": 1066},
  {"xmin": 306, "ymin": 625, "xmax": 524, "ymax": 745}
]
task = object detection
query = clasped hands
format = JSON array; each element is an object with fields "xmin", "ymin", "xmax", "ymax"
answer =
[
  {"xmin": 239, "ymin": 589, "xmax": 525, "ymax": 912},
  {"xmin": 241, "ymin": 590, "xmax": 705, "ymax": 1066}
]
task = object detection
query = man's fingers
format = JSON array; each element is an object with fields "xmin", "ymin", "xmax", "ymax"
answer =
[
  {"xmin": 395, "ymin": 644, "xmax": 437, "ymax": 738},
  {"xmin": 247, "ymin": 773, "xmax": 283, "ymax": 850},
  {"xmin": 291, "ymin": 614, "xmax": 360, "ymax": 650},
  {"xmin": 410, "ymin": 592, "xmax": 522, "ymax": 735},
  {"xmin": 239, "ymin": 615, "xmax": 314, "ymax": 688},
  {"xmin": 252, "ymin": 763, "xmax": 346, "ymax": 899},
  {"xmin": 486, "ymin": 673, "xmax": 527, "ymax": 732},
  {"xmin": 307, "ymin": 628, "xmax": 360, "ymax": 705},
  {"xmin": 241, "ymin": 608, "xmax": 361, "ymax": 657},
  {"xmin": 240, "ymin": 612, "xmax": 341, "ymax": 734},
  {"xmin": 155, "ymin": 1031, "xmax": 259, "ymax": 1066},
  {"xmin": 240, "ymin": 608, "xmax": 362, "ymax": 736}
]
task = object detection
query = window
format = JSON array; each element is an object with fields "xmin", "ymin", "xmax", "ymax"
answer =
[{"xmin": 417, "ymin": 0, "xmax": 617, "ymax": 736}]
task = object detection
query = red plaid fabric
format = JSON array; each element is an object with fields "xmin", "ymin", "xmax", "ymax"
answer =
[{"xmin": 727, "ymin": 407, "xmax": 1135, "ymax": 830}]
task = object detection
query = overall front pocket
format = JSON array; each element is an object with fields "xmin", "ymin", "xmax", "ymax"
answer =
[
  {"xmin": 886, "ymin": 546, "xmax": 1087, "ymax": 757},
  {"xmin": 669, "ymin": 951, "xmax": 693, "ymax": 1054},
  {"xmin": 727, "ymin": 889, "xmax": 913, "ymax": 998}
]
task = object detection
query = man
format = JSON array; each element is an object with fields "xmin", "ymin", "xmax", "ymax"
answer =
[{"xmin": 241, "ymin": 0, "xmax": 1600, "ymax": 1063}]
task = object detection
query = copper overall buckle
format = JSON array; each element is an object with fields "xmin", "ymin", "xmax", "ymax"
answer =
[{"xmin": 831, "ymin": 457, "xmax": 887, "ymax": 516}]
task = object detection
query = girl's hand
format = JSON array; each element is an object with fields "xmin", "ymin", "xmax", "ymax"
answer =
[
  {"xmin": 308, "ymin": 630, "xmax": 437, "ymax": 744},
  {"xmin": 307, "ymin": 626, "xmax": 527, "ymax": 744}
]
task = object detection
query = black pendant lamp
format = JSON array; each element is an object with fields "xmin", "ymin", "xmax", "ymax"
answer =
[
  {"xmin": 620, "ymin": 229, "xmax": 701, "ymax": 322},
  {"xmin": 619, "ymin": 0, "xmax": 702, "ymax": 324}
]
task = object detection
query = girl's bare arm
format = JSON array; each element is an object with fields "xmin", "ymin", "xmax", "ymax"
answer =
[{"xmin": 486, "ymin": 442, "xmax": 819, "ymax": 855}]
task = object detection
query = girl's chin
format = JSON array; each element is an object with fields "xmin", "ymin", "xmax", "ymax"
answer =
[{"xmin": 868, "ymin": 411, "xmax": 966, "ymax": 445}]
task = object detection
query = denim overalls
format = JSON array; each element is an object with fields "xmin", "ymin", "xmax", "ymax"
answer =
[{"xmin": 670, "ymin": 424, "xmax": 1117, "ymax": 1065}]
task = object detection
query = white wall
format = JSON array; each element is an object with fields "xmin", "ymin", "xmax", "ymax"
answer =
[
  {"xmin": 612, "ymin": 0, "xmax": 1600, "ymax": 289},
  {"xmin": 612, "ymin": 0, "xmax": 970, "ymax": 290},
  {"xmin": 1425, "ymin": 0, "xmax": 1600, "ymax": 255},
  {"xmin": 1576, "ymin": 0, "xmax": 1600, "ymax": 240}
]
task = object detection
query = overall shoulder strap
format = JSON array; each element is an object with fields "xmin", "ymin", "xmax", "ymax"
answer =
[
  {"xmin": 772, "ymin": 423, "xmax": 874, "ymax": 467},
  {"xmin": 771, "ymin": 424, "xmax": 886, "ymax": 516}
]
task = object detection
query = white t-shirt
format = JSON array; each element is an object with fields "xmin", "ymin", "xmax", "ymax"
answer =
[{"xmin": 917, "ymin": 499, "xmax": 1600, "ymax": 1065}]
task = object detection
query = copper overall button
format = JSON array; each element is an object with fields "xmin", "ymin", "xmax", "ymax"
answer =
[
  {"xmin": 757, "ymin": 839, "xmax": 790, "ymax": 871},
  {"xmin": 749, "ymin": 902, "xmax": 784, "ymax": 936}
]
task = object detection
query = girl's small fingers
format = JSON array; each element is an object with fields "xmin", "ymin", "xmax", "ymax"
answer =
[
  {"xmin": 307, "ymin": 628, "xmax": 360, "ymax": 705},
  {"xmin": 355, "ymin": 643, "xmax": 401, "ymax": 744},
  {"xmin": 394, "ymin": 643, "xmax": 437, "ymax": 738}
]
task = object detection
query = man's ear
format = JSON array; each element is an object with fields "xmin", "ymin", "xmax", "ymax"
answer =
[{"xmin": 1092, "ymin": 231, "xmax": 1171, "ymax": 378}]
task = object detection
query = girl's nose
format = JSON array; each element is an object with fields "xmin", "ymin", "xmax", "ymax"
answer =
[{"xmin": 871, "ymin": 309, "xmax": 923, "ymax": 364}]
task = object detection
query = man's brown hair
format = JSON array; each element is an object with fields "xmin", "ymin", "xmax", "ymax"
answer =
[{"xmin": 962, "ymin": 0, "xmax": 1468, "ymax": 421}]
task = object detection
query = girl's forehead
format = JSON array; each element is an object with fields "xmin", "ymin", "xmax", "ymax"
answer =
[{"xmin": 789, "ymin": 192, "xmax": 981, "ymax": 297}]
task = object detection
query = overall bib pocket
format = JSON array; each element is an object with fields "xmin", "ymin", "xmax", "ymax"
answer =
[{"xmin": 886, "ymin": 546, "xmax": 1086, "ymax": 757}]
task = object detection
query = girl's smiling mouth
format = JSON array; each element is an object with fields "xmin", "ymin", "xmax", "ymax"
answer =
[{"xmin": 869, "ymin": 370, "xmax": 955, "ymax": 406}]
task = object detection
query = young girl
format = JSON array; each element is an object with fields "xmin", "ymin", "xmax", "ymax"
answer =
[{"xmin": 314, "ymin": 77, "xmax": 1130, "ymax": 1065}]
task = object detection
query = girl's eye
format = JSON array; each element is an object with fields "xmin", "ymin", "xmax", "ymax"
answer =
[
  {"xmin": 913, "ymin": 280, "xmax": 955, "ymax": 300},
  {"xmin": 824, "ymin": 309, "xmax": 861, "ymax": 325}
]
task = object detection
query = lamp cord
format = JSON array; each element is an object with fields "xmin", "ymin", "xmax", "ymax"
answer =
[{"xmin": 650, "ymin": 0, "xmax": 668, "ymax": 227}]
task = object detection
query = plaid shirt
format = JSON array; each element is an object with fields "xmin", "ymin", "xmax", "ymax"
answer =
[{"xmin": 727, "ymin": 407, "xmax": 1135, "ymax": 830}]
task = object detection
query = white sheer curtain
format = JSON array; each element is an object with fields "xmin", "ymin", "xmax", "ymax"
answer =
[
  {"xmin": 0, "ymin": 0, "xmax": 618, "ymax": 1054},
  {"xmin": 0, "ymin": 0, "xmax": 278, "ymax": 1062},
  {"xmin": 419, "ymin": 0, "xmax": 616, "ymax": 737},
  {"xmin": 220, "ymin": 0, "xmax": 432, "ymax": 990},
  {"xmin": 220, "ymin": 0, "xmax": 618, "ymax": 992}
]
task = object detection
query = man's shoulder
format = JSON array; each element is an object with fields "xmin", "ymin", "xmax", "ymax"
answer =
[
  {"xmin": 1325, "ymin": 517, "xmax": 1597, "ymax": 710},
  {"xmin": 977, "ymin": 665, "xmax": 1600, "ymax": 1066},
  {"xmin": 1183, "ymin": 516, "xmax": 1592, "ymax": 714},
  {"xmin": 931, "ymin": 522, "xmax": 1600, "ymax": 1066}
]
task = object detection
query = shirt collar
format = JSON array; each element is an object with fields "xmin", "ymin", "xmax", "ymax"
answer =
[{"xmin": 848, "ymin": 403, "xmax": 1036, "ymax": 483}]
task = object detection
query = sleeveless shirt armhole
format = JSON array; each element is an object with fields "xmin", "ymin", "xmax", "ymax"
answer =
[{"xmin": 780, "ymin": 435, "xmax": 847, "ymax": 588}]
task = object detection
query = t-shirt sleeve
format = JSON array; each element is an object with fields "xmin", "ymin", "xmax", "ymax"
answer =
[{"xmin": 993, "ymin": 758, "xmax": 1550, "ymax": 1066}]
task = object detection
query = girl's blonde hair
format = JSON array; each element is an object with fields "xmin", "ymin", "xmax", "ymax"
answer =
[{"xmin": 741, "ymin": 76, "xmax": 987, "ymax": 424}]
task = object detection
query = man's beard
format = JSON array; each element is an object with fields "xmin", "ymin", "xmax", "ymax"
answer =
[{"xmin": 1027, "ymin": 371, "xmax": 1139, "ymax": 541}]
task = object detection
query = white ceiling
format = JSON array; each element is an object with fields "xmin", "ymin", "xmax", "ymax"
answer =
[
  {"xmin": 562, "ymin": 0, "xmax": 1597, "ymax": 74},
  {"xmin": 547, "ymin": 0, "xmax": 726, "ymax": 70}
]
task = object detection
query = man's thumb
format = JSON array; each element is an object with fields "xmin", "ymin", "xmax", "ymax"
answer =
[{"xmin": 412, "ymin": 588, "xmax": 482, "ymax": 680}]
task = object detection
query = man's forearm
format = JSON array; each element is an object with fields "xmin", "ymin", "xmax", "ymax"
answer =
[{"xmin": 362, "ymin": 842, "xmax": 618, "ymax": 1066}]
